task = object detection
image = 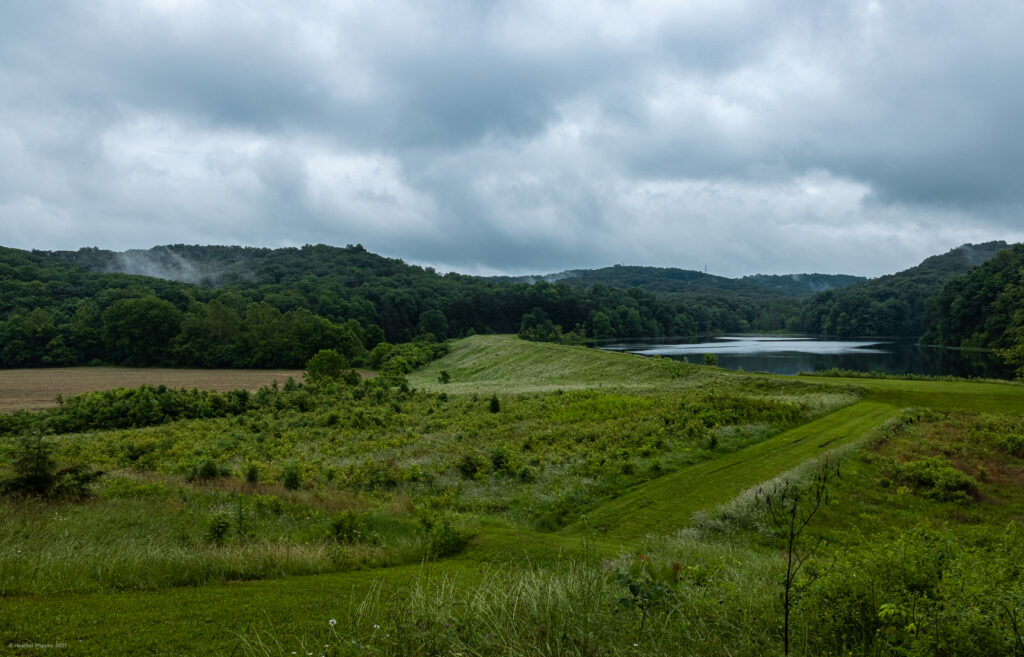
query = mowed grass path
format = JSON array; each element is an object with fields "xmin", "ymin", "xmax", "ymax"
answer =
[
  {"xmin": 799, "ymin": 374, "xmax": 1024, "ymax": 414},
  {"xmin": 566, "ymin": 400, "xmax": 895, "ymax": 542},
  {"xmin": 5, "ymin": 337, "xmax": 1023, "ymax": 655}
]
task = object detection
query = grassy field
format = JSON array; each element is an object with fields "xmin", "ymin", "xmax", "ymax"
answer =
[
  {"xmin": 407, "ymin": 334, "xmax": 704, "ymax": 393},
  {"xmin": 0, "ymin": 367, "xmax": 306, "ymax": 412},
  {"xmin": 2, "ymin": 336, "xmax": 1023, "ymax": 655}
]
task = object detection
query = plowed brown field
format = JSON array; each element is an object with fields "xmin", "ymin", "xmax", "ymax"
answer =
[{"xmin": 0, "ymin": 367, "xmax": 307, "ymax": 412}]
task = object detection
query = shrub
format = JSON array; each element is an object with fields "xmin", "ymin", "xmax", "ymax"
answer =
[
  {"xmin": 1, "ymin": 434, "xmax": 103, "ymax": 500},
  {"xmin": 330, "ymin": 510, "xmax": 361, "ymax": 544},
  {"xmin": 306, "ymin": 349, "xmax": 348, "ymax": 382},
  {"xmin": 457, "ymin": 453, "xmax": 488, "ymax": 480},
  {"xmin": 3, "ymin": 434, "xmax": 56, "ymax": 496},
  {"xmin": 420, "ymin": 516, "xmax": 468, "ymax": 558},
  {"xmin": 489, "ymin": 446, "xmax": 510, "ymax": 473},
  {"xmin": 51, "ymin": 464, "xmax": 105, "ymax": 500},
  {"xmin": 206, "ymin": 512, "xmax": 232, "ymax": 544},
  {"xmin": 890, "ymin": 457, "xmax": 979, "ymax": 502},
  {"xmin": 281, "ymin": 463, "xmax": 302, "ymax": 491},
  {"xmin": 997, "ymin": 433, "xmax": 1024, "ymax": 457},
  {"xmin": 188, "ymin": 458, "xmax": 226, "ymax": 482}
]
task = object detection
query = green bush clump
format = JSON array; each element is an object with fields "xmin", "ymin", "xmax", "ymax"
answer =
[
  {"xmin": 281, "ymin": 463, "xmax": 302, "ymax": 491},
  {"xmin": 243, "ymin": 463, "xmax": 260, "ymax": 484},
  {"xmin": 188, "ymin": 458, "xmax": 227, "ymax": 482},
  {"xmin": 418, "ymin": 514, "xmax": 468, "ymax": 558},
  {"xmin": 330, "ymin": 510, "xmax": 361, "ymax": 544},
  {"xmin": 1, "ymin": 434, "xmax": 103, "ymax": 500},
  {"xmin": 457, "ymin": 453, "xmax": 488, "ymax": 480},
  {"xmin": 997, "ymin": 433, "xmax": 1024, "ymax": 457},
  {"xmin": 889, "ymin": 457, "xmax": 980, "ymax": 502},
  {"xmin": 206, "ymin": 511, "xmax": 232, "ymax": 544},
  {"xmin": 804, "ymin": 526, "xmax": 1020, "ymax": 657}
]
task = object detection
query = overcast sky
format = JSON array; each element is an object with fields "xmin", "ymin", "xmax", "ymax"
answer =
[{"xmin": 2, "ymin": 1, "xmax": 1022, "ymax": 277}]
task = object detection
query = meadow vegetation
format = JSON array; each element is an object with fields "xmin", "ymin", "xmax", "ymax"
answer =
[{"xmin": 2, "ymin": 335, "xmax": 1023, "ymax": 656}]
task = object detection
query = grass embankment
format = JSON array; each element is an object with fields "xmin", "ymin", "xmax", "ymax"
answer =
[
  {"xmin": 407, "ymin": 334, "xmax": 699, "ymax": 393},
  {"xmin": 3, "ymin": 336, "xmax": 1024, "ymax": 655}
]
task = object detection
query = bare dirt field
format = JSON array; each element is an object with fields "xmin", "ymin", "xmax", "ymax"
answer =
[{"xmin": 0, "ymin": 367, "xmax": 308, "ymax": 412}]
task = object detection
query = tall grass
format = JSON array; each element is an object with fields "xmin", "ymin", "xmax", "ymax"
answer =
[
  {"xmin": 240, "ymin": 536, "xmax": 785, "ymax": 657},
  {"xmin": 0, "ymin": 490, "xmax": 429, "ymax": 595}
]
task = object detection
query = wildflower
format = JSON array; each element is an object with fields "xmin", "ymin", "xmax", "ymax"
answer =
[
  {"xmin": 373, "ymin": 624, "xmax": 380, "ymax": 629},
  {"xmin": 329, "ymin": 619, "xmax": 337, "ymax": 627}
]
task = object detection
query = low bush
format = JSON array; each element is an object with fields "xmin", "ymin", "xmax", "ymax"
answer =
[{"xmin": 888, "ymin": 456, "xmax": 979, "ymax": 502}]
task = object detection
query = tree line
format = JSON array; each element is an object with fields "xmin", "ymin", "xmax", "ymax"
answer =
[
  {"xmin": 0, "ymin": 245, "xmax": 705, "ymax": 368},
  {"xmin": 1, "ymin": 241, "xmax": 1019, "ymax": 370}
]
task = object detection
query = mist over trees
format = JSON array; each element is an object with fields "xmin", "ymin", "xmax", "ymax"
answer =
[{"xmin": 0, "ymin": 241, "xmax": 1018, "ymax": 370}]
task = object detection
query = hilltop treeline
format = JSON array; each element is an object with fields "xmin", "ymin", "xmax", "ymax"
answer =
[
  {"xmin": 0, "ymin": 245, "xmax": 711, "ymax": 368},
  {"xmin": 1, "ymin": 241, "xmax": 1018, "ymax": 370},
  {"xmin": 799, "ymin": 241, "xmax": 1009, "ymax": 337}
]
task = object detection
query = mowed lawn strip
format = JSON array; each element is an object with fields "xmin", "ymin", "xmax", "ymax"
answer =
[
  {"xmin": 799, "ymin": 375, "xmax": 1024, "ymax": 413},
  {"xmin": 407, "ymin": 334, "xmax": 699, "ymax": 394},
  {"xmin": 566, "ymin": 400, "xmax": 896, "ymax": 542}
]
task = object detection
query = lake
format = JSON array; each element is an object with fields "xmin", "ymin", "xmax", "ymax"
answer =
[{"xmin": 601, "ymin": 335, "xmax": 1016, "ymax": 379}]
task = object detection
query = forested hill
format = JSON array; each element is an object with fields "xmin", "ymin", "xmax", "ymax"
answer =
[
  {"xmin": 922, "ymin": 243, "xmax": 1024, "ymax": 356},
  {"xmin": 801, "ymin": 241, "xmax": 1010, "ymax": 337},
  {"xmin": 2, "ymin": 241, "xmax": 1016, "ymax": 370},
  {"xmin": 1, "ymin": 243, "xmax": 727, "ymax": 369},
  {"xmin": 489, "ymin": 265, "xmax": 864, "ymax": 298}
]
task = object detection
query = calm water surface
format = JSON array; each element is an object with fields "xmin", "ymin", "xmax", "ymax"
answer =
[{"xmin": 602, "ymin": 335, "xmax": 1015, "ymax": 379}]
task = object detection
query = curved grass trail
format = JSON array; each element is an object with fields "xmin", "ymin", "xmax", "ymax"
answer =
[{"xmin": 563, "ymin": 400, "xmax": 894, "ymax": 543}]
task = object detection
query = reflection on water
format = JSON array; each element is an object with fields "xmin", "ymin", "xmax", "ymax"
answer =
[{"xmin": 602, "ymin": 335, "xmax": 1015, "ymax": 379}]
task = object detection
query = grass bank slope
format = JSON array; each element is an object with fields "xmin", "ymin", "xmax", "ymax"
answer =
[{"xmin": 407, "ymin": 334, "xmax": 701, "ymax": 393}]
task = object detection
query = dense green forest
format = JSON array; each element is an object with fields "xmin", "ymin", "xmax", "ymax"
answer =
[
  {"xmin": 494, "ymin": 265, "xmax": 867, "ymax": 335},
  {"xmin": 0, "ymin": 244, "xmax": 702, "ymax": 368},
  {"xmin": 800, "ymin": 241, "xmax": 1008, "ymax": 337},
  {"xmin": 921, "ymin": 244, "xmax": 1024, "ymax": 377},
  {"xmin": 0, "ymin": 241, "xmax": 1018, "ymax": 370}
]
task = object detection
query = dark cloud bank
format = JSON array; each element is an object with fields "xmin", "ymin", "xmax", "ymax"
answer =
[{"xmin": 1, "ymin": 1, "xmax": 1022, "ymax": 278}]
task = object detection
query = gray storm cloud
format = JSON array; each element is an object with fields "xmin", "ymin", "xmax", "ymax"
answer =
[{"xmin": 1, "ymin": 0, "xmax": 1022, "ymax": 277}]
